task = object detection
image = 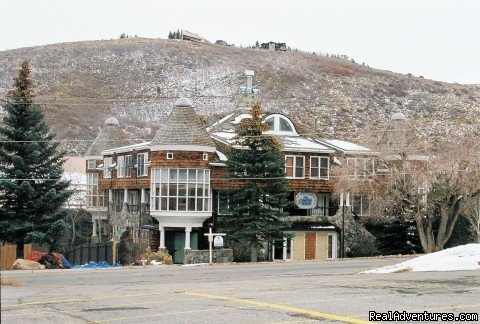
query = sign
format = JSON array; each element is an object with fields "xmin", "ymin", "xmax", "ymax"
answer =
[
  {"xmin": 213, "ymin": 236, "xmax": 224, "ymax": 248},
  {"xmin": 295, "ymin": 192, "xmax": 317, "ymax": 209}
]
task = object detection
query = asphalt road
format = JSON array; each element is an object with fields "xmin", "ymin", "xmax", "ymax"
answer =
[{"xmin": 1, "ymin": 257, "xmax": 479, "ymax": 323}]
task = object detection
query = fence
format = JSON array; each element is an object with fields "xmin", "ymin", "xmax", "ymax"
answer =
[
  {"xmin": 0, "ymin": 245, "xmax": 17, "ymax": 270},
  {"xmin": 65, "ymin": 242, "xmax": 117, "ymax": 266}
]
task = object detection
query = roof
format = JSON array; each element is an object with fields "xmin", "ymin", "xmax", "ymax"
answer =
[
  {"xmin": 151, "ymin": 97, "xmax": 216, "ymax": 149},
  {"xmin": 101, "ymin": 141, "xmax": 151, "ymax": 155},
  {"xmin": 319, "ymin": 139, "xmax": 374, "ymax": 155},
  {"xmin": 211, "ymin": 132, "xmax": 334, "ymax": 153},
  {"xmin": 85, "ymin": 118, "xmax": 131, "ymax": 157},
  {"xmin": 288, "ymin": 221, "xmax": 340, "ymax": 232}
]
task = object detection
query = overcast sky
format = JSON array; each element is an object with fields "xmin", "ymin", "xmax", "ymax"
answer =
[{"xmin": 1, "ymin": 0, "xmax": 479, "ymax": 84}]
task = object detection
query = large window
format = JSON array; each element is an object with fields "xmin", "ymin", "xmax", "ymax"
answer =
[
  {"xmin": 137, "ymin": 153, "xmax": 148, "ymax": 177},
  {"xmin": 151, "ymin": 168, "xmax": 211, "ymax": 212},
  {"xmin": 310, "ymin": 156, "xmax": 329, "ymax": 180},
  {"xmin": 285, "ymin": 155, "xmax": 305, "ymax": 178},
  {"xmin": 103, "ymin": 157, "xmax": 112, "ymax": 178},
  {"xmin": 117, "ymin": 156, "xmax": 125, "ymax": 178},
  {"xmin": 86, "ymin": 173, "xmax": 107, "ymax": 207},
  {"xmin": 352, "ymin": 195, "xmax": 370, "ymax": 216}
]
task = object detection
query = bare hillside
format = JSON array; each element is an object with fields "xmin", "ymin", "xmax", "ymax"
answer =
[{"xmin": 0, "ymin": 38, "xmax": 478, "ymax": 154}]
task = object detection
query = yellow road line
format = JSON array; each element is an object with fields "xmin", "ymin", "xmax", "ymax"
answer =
[{"xmin": 184, "ymin": 291, "xmax": 369, "ymax": 324}]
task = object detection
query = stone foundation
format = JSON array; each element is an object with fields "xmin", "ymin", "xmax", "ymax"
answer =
[{"xmin": 184, "ymin": 249, "xmax": 233, "ymax": 264}]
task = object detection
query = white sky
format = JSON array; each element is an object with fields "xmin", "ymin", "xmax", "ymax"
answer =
[{"xmin": 1, "ymin": 0, "xmax": 479, "ymax": 84}]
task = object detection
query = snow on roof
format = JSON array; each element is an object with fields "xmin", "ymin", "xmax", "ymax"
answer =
[
  {"xmin": 215, "ymin": 150, "xmax": 228, "ymax": 161},
  {"xmin": 206, "ymin": 113, "xmax": 234, "ymax": 132},
  {"xmin": 212, "ymin": 131, "xmax": 334, "ymax": 153},
  {"xmin": 282, "ymin": 137, "xmax": 334, "ymax": 153},
  {"xmin": 102, "ymin": 141, "xmax": 151, "ymax": 155},
  {"xmin": 320, "ymin": 139, "xmax": 373, "ymax": 154},
  {"xmin": 360, "ymin": 244, "xmax": 480, "ymax": 274},
  {"xmin": 230, "ymin": 113, "xmax": 252, "ymax": 125}
]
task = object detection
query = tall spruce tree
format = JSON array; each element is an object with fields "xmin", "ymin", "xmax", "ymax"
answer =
[
  {"xmin": 0, "ymin": 60, "xmax": 72, "ymax": 253},
  {"xmin": 221, "ymin": 103, "xmax": 291, "ymax": 262}
]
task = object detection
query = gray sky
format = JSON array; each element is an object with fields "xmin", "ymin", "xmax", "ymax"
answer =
[{"xmin": 1, "ymin": 0, "xmax": 479, "ymax": 84}]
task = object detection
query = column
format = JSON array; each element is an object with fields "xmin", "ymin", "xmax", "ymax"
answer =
[
  {"xmin": 108, "ymin": 189, "xmax": 113, "ymax": 203},
  {"xmin": 92, "ymin": 218, "xmax": 98, "ymax": 236},
  {"xmin": 159, "ymin": 226, "xmax": 165, "ymax": 249},
  {"xmin": 282, "ymin": 238, "xmax": 287, "ymax": 260},
  {"xmin": 184, "ymin": 226, "xmax": 192, "ymax": 250},
  {"xmin": 140, "ymin": 188, "xmax": 147, "ymax": 216}
]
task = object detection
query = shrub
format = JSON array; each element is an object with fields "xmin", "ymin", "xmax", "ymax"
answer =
[{"xmin": 141, "ymin": 246, "xmax": 173, "ymax": 265}]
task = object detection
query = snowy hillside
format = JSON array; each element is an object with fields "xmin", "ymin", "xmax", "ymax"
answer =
[{"xmin": 0, "ymin": 38, "xmax": 479, "ymax": 154}]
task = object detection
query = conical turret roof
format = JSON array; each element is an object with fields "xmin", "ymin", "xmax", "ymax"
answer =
[
  {"xmin": 150, "ymin": 98, "xmax": 215, "ymax": 150},
  {"xmin": 85, "ymin": 117, "xmax": 131, "ymax": 157}
]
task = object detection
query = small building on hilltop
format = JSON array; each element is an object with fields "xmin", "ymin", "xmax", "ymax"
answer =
[
  {"xmin": 181, "ymin": 29, "xmax": 210, "ymax": 43},
  {"xmin": 261, "ymin": 41, "xmax": 287, "ymax": 51}
]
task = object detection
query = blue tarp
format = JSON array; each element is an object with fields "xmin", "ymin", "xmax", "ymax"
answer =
[
  {"xmin": 71, "ymin": 261, "xmax": 122, "ymax": 269},
  {"xmin": 61, "ymin": 254, "xmax": 73, "ymax": 269}
]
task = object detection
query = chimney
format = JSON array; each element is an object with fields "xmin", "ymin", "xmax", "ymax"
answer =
[{"xmin": 245, "ymin": 70, "xmax": 254, "ymax": 89}]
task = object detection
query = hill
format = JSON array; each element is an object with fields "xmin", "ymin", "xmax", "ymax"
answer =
[{"xmin": 0, "ymin": 38, "xmax": 478, "ymax": 154}]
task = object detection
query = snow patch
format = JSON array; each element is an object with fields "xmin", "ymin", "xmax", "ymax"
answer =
[{"xmin": 360, "ymin": 244, "xmax": 480, "ymax": 274}]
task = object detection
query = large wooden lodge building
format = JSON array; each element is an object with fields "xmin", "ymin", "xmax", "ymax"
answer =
[{"xmin": 84, "ymin": 72, "xmax": 380, "ymax": 264}]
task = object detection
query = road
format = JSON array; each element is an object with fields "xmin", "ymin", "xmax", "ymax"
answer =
[{"xmin": 1, "ymin": 257, "xmax": 479, "ymax": 323}]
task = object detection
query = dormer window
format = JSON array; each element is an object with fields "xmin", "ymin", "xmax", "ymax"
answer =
[
  {"xmin": 264, "ymin": 114, "xmax": 298, "ymax": 136},
  {"xmin": 167, "ymin": 152, "xmax": 174, "ymax": 160}
]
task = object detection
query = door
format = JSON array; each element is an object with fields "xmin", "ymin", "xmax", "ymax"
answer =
[{"xmin": 305, "ymin": 233, "xmax": 316, "ymax": 260}]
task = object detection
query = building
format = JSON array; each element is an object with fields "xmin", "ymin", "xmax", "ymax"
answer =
[
  {"xmin": 83, "ymin": 73, "xmax": 392, "ymax": 263},
  {"xmin": 260, "ymin": 41, "xmax": 287, "ymax": 51},
  {"xmin": 181, "ymin": 30, "xmax": 210, "ymax": 43}
]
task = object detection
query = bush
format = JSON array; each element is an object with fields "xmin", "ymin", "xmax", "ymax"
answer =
[
  {"xmin": 347, "ymin": 233, "xmax": 379, "ymax": 257},
  {"xmin": 141, "ymin": 246, "xmax": 173, "ymax": 265},
  {"xmin": 118, "ymin": 230, "xmax": 147, "ymax": 265}
]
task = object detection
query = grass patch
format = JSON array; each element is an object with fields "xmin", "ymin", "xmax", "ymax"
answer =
[{"xmin": 1, "ymin": 278, "xmax": 25, "ymax": 287}]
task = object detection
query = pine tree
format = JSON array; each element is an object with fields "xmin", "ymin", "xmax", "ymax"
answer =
[
  {"xmin": 255, "ymin": 41, "xmax": 260, "ymax": 48},
  {"xmin": 168, "ymin": 31, "xmax": 173, "ymax": 39},
  {"xmin": 0, "ymin": 61, "xmax": 72, "ymax": 253},
  {"xmin": 220, "ymin": 103, "xmax": 291, "ymax": 262}
]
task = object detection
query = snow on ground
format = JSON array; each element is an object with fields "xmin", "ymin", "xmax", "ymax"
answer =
[{"xmin": 360, "ymin": 244, "xmax": 480, "ymax": 274}]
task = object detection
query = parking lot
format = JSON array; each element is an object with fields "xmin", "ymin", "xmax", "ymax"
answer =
[{"xmin": 1, "ymin": 257, "xmax": 479, "ymax": 323}]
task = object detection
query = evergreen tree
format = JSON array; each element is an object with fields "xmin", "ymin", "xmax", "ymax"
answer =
[
  {"xmin": 255, "ymin": 41, "xmax": 260, "ymax": 48},
  {"xmin": 168, "ymin": 31, "xmax": 173, "ymax": 39},
  {"xmin": 0, "ymin": 61, "xmax": 72, "ymax": 253},
  {"xmin": 220, "ymin": 103, "xmax": 291, "ymax": 262}
]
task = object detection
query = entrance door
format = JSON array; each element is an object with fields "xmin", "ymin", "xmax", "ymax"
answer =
[
  {"xmin": 165, "ymin": 231, "xmax": 199, "ymax": 264},
  {"xmin": 305, "ymin": 233, "xmax": 316, "ymax": 260}
]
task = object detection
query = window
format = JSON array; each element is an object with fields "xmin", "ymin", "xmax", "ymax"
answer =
[
  {"xmin": 137, "ymin": 153, "xmax": 148, "ymax": 177},
  {"xmin": 86, "ymin": 173, "xmax": 107, "ymax": 207},
  {"xmin": 285, "ymin": 155, "xmax": 305, "ymax": 178},
  {"xmin": 87, "ymin": 160, "xmax": 96, "ymax": 170},
  {"xmin": 150, "ymin": 168, "xmax": 211, "ymax": 212},
  {"xmin": 125, "ymin": 155, "xmax": 132, "ymax": 177},
  {"xmin": 217, "ymin": 191, "xmax": 232, "ymax": 215},
  {"xmin": 310, "ymin": 156, "xmax": 329, "ymax": 180},
  {"xmin": 347, "ymin": 158, "xmax": 374, "ymax": 179},
  {"xmin": 167, "ymin": 152, "xmax": 174, "ymax": 160},
  {"xmin": 265, "ymin": 117, "xmax": 274, "ymax": 129},
  {"xmin": 104, "ymin": 157, "xmax": 112, "ymax": 178},
  {"xmin": 117, "ymin": 156, "xmax": 125, "ymax": 178},
  {"xmin": 352, "ymin": 195, "xmax": 370, "ymax": 216},
  {"xmin": 279, "ymin": 117, "xmax": 293, "ymax": 132},
  {"xmin": 203, "ymin": 153, "xmax": 208, "ymax": 161}
]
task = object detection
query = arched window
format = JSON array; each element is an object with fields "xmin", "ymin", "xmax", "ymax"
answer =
[{"xmin": 263, "ymin": 114, "xmax": 298, "ymax": 135}]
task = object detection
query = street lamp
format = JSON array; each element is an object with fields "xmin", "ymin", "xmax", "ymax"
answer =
[{"xmin": 339, "ymin": 192, "xmax": 350, "ymax": 258}]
